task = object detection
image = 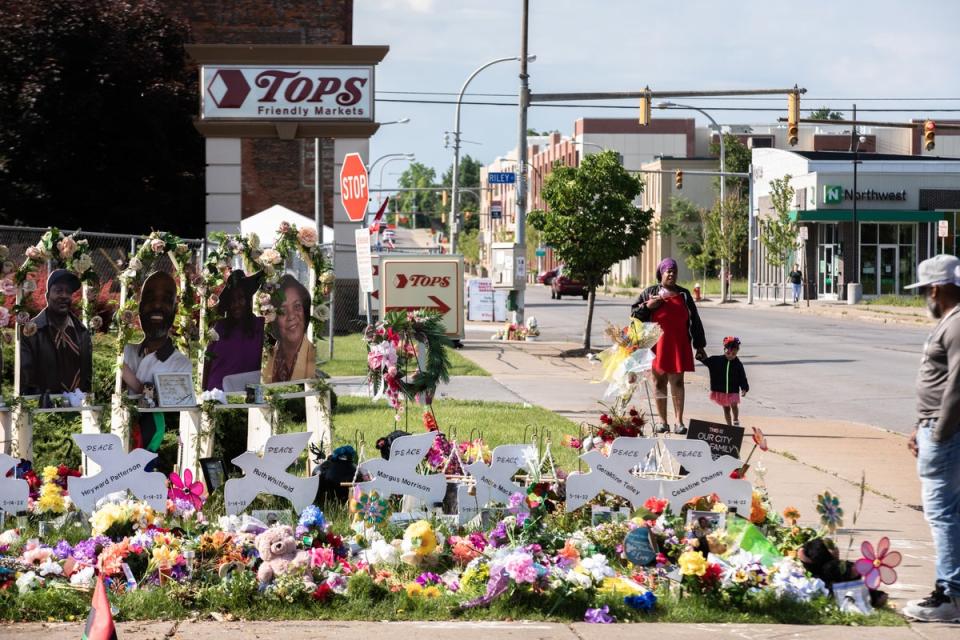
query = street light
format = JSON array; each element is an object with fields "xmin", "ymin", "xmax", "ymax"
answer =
[
  {"xmin": 367, "ymin": 153, "xmax": 414, "ymax": 222},
  {"xmin": 449, "ymin": 55, "xmax": 535, "ymax": 254},
  {"xmin": 659, "ymin": 102, "xmax": 729, "ymax": 301},
  {"xmin": 849, "ymin": 133, "xmax": 866, "ymax": 303},
  {"xmin": 378, "ymin": 155, "xmax": 414, "ymax": 226},
  {"xmin": 381, "ymin": 117, "xmax": 411, "ymax": 126}
]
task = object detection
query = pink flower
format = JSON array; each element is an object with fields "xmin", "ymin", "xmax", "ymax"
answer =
[
  {"xmin": 298, "ymin": 227, "xmax": 318, "ymax": 248},
  {"xmin": 502, "ymin": 551, "xmax": 538, "ymax": 584},
  {"xmin": 25, "ymin": 245, "xmax": 41, "ymax": 260},
  {"xmin": 367, "ymin": 341, "xmax": 398, "ymax": 370},
  {"xmin": 57, "ymin": 236, "xmax": 78, "ymax": 259},
  {"xmin": 309, "ymin": 546, "xmax": 336, "ymax": 569},
  {"xmin": 854, "ymin": 537, "xmax": 901, "ymax": 590},
  {"xmin": 150, "ymin": 238, "xmax": 167, "ymax": 254},
  {"xmin": 0, "ymin": 307, "xmax": 9, "ymax": 328},
  {"xmin": 168, "ymin": 468, "xmax": 205, "ymax": 511},
  {"xmin": 207, "ymin": 294, "xmax": 219, "ymax": 309},
  {"xmin": 278, "ymin": 221, "xmax": 292, "ymax": 234}
]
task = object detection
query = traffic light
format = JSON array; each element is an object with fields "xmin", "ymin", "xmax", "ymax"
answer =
[
  {"xmin": 675, "ymin": 169, "xmax": 683, "ymax": 190},
  {"xmin": 638, "ymin": 86, "xmax": 651, "ymax": 126},
  {"xmin": 787, "ymin": 90, "xmax": 800, "ymax": 146},
  {"xmin": 924, "ymin": 120, "xmax": 936, "ymax": 152},
  {"xmin": 441, "ymin": 190, "xmax": 448, "ymax": 207}
]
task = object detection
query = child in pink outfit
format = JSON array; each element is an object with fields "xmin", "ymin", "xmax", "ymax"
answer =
[{"xmin": 701, "ymin": 336, "xmax": 749, "ymax": 426}]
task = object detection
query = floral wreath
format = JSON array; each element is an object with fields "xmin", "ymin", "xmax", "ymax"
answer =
[
  {"xmin": 365, "ymin": 310, "xmax": 452, "ymax": 414},
  {"xmin": 6, "ymin": 228, "xmax": 100, "ymax": 340},
  {"xmin": 113, "ymin": 232, "xmax": 197, "ymax": 379}
]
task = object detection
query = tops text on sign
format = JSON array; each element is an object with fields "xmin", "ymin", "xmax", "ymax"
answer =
[{"xmin": 201, "ymin": 66, "xmax": 374, "ymax": 121}]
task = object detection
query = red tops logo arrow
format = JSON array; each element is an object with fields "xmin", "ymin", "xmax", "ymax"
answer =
[
  {"xmin": 207, "ymin": 69, "xmax": 251, "ymax": 108},
  {"xmin": 385, "ymin": 295, "xmax": 450, "ymax": 315},
  {"xmin": 394, "ymin": 273, "xmax": 408, "ymax": 288}
]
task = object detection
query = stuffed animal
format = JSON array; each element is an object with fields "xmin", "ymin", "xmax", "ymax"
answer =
[
  {"xmin": 255, "ymin": 524, "xmax": 311, "ymax": 586},
  {"xmin": 798, "ymin": 538, "xmax": 888, "ymax": 608}
]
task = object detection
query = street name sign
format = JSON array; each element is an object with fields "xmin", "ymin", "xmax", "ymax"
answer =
[
  {"xmin": 381, "ymin": 255, "xmax": 464, "ymax": 338},
  {"xmin": 488, "ymin": 172, "xmax": 516, "ymax": 184}
]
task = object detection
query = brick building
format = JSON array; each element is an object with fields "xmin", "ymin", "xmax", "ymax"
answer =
[{"xmin": 166, "ymin": 0, "xmax": 353, "ymax": 229}]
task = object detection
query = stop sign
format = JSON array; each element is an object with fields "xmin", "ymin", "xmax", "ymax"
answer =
[{"xmin": 340, "ymin": 152, "xmax": 369, "ymax": 222}]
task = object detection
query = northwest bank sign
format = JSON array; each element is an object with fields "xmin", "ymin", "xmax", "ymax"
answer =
[
  {"xmin": 823, "ymin": 184, "xmax": 908, "ymax": 205},
  {"xmin": 200, "ymin": 65, "xmax": 373, "ymax": 121}
]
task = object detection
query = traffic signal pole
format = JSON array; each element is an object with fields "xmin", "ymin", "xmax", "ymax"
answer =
[{"xmin": 514, "ymin": 0, "xmax": 530, "ymax": 324}]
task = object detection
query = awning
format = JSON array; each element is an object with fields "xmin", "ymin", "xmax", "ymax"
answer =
[{"xmin": 788, "ymin": 209, "xmax": 944, "ymax": 222}]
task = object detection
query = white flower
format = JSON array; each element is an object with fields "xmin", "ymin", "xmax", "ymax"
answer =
[
  {"xmin": 70, "ymin": 566, "xmax": 95, "ymax": 588},
  {"xmin": 128, "ymin": 257, "xmax": 143, "ymax": 272},
  {"xmin": 360, "ymin": 539, "xmax": 400, "ymax": 566},
  {"xmin": 150, "ymin": 238, "xmax": 166, "ymax": 254},
  {"xmin": 0, "ymin": 528, "xmax": 20, "ymax": 546},
  {"xmin": 21, "ymin": 279, "xmax": 36, "ymax": 293},
  {"xmin": 200, "ymin": 388, "xmax": 227, "ymax": 404},
  {"xmin": 88, "ymin": 315, "xmax": 103, "ymax": 331},
  {"xmin": 562, "ymin": 567, "xmax": 593, "ymax": 588},
  {"xmin": 75, "ymin": 253, "xmax": 93, "ymax": 274},
  {"xmin": 579, "ymin": 553, "xmax": 615, "ymax": 582},
  {"xmin": 38, "ymin": 559, "xmax": 63, "ymax": 577},
  {"xmin": 16, "ymin": 571, "xmax": 42, "ymax": 594},
  {"xmin": 313, "ymin": 303, "xmax": 329, "ymax": 323},
  {"xmin": 207, "ymin": 327, "xmax": 220, "ymax": 342},
  {"xmin": 247, "ymin": 233, "xmax": 261, "ymax": 250},
  {"xmin": 259, "ymin": 248, "xmax": 282, "ymax": 266},
  {"xmin": 0, "ymin": 245, "xmax": 7, "ymax": 260}
]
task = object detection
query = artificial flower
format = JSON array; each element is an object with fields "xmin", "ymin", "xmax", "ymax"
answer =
[
  {"xmin": 678, "ymin": 550, "xmax": 708, "ymax": 577},
  {"xmin": 815, "ymin": 491, "xmax": 844, "ymax": 533},
  {"xmin": 584, "ymin": 605, "xmax": 615, "ymax": 624},
  {"xmin": 168, "ymin": 469, "xmax": 205, "ymax": 511},
  {"xmin": 782, "ymin": 506, "xmax": 801, "ymax": 525},
  {"xmin": 854, "ymin": 537, "xmax": 902, "ymax": 589},
  {"xmin": 624, "ymin": 591, "xmax": 657, "ymax": 611}
]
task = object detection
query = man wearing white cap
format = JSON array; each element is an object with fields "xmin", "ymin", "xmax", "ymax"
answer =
[{"xmin": 903, "ymin": 254, "xmax": 960, "ymax": 623}]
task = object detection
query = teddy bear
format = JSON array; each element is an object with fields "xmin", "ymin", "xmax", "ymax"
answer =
[{"xmin": 255, "ymin": 524, "xmax": 312, "ymax": 586}]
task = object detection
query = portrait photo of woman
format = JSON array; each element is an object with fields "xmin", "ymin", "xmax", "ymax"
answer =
[{"xmin": 263, "ymin": 274, "xmax": 316, "ymax": 383}]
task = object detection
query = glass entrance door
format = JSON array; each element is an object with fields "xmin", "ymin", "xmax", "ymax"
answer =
[
  {"xmin": 879, "ymin": 245, "xmax": 898, "ymax": 295},
  {"xmin": 818, "ymin": 244, "xmax": 838, "ymax": 299}
]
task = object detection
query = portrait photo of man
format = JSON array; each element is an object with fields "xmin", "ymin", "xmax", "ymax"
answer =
[{"xmin": 19, "ymin": 269, "xmax": 93, "ymax": 396}]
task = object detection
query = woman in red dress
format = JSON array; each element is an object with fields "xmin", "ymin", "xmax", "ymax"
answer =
[{"xmin": 631, "ymin": 258, "xmax": 707, "ymax": 434}]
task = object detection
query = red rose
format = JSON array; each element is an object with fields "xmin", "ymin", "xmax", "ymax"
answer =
[{"xmin": 312, "ymin": 582, "xmax": 333, "ymax": 602}]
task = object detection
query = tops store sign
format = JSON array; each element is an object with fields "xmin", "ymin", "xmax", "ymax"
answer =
[{"xmin": 201, "ymin": 66, "xmax": 374, "ymax": 121}]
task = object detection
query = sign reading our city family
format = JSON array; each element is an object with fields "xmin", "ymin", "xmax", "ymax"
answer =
[{"xmin": 200, "ymin": 66, "xmax": 374, "ymax": 120}]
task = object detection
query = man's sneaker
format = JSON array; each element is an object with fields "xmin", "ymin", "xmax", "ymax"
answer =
[
  {"xmin": 903, "ymin": 588, "xmax": 960, "ymax": 622},
  {"xmin": 906, "ymin": 585, "xmax": 946, "ymax": 609},
  {"xmin": 674, "ymin": 423, "xmax": 688, "ymax": 435},
  {"xmin": 655, "ymin": 423, "xmax": 670, "ymax": 434}
]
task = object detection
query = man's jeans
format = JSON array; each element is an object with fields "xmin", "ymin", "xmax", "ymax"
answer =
[
  {"xmin": 917, "ymin": 418, "xmax": 960, "ymax": 597},
  {"xmin": 792, "ymin": 283, "xmax": 802, "ymax": 302}
]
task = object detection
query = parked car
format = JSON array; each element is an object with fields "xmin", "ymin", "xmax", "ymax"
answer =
[
  {"xmin": 537, "ymin": 267, "xmax": 558, "ymax": 285},
  {"xmin": 551, "ymin": 268, "xmax": 588, "ymax": 300}
]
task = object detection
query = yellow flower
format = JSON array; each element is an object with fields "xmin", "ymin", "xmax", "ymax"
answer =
[
  {"xmin": 37, "ymin": 483, "xmax": 66, "ymax": 514},
  {"xmin": 405, "ymin": 582, "xmax": 424, "ymax": 597},
  {"xmin": 403, "ymin": 520, "xmax": 437, "ymax": 557},
  {"xmin": 41, "ymin": 466, "xmax": 59, "ymax": 483},
  {"xmin": 711, "ymin": 501, "xmax": 728, "ymax": 514},
  {"xmin": 152, "ymin": 545, "xmax": 178, "ymax": 571},
  {"xmin": 422, "ymin": 585, "xmax": 441, "ymax": 599},
  {"xmin": 678, "ymin": 551, "xmax": 708, "ymax": 577}
]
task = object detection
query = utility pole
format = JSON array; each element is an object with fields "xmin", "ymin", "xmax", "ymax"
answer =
[{"xmin": 514, "ymin": 0, "xmax": 530, "ymax": 324}]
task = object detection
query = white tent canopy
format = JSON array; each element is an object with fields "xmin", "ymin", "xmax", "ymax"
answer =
[{"xmin": 240, "ymin": 204, "xmax": 333, "ymax": 248}]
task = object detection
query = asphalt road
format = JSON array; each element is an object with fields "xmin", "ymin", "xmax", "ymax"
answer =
[{"xmin": 485, "ymin": 284, "xmax": 930, "ymax": 435}]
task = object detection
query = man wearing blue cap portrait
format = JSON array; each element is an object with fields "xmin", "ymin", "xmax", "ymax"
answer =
[
  {"xmin": 903, "ymin": 254, "xmax": 960, "ymax": 623},
  {"xmin": 19, "ymin": 269, "xmax": 93, "ymax": 395}
]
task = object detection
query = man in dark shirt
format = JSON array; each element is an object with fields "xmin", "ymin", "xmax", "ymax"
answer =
[
  {"xmin": 19, "ymin": 269, "xmax": 93, "ymax": 395},
  {"xmin": 903, "ymin": 255, "xmax": 960, "ymax": 623}
]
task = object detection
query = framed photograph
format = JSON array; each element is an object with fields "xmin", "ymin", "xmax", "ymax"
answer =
[
  {"xmin": 591, "ymin": 505, "xmax": 629, "ymax": 526},
  {"xmin": 199, "ymin": 457, "xmax": 227, "ymax": 493},
  {"xmin": 153, "ymin": 373, "xmax": 196, "ymax": 407},
  {"xmin": 832, "ymin": 580, "xmax": 873, "ymax": 615},
  {"xmin": 686, "ymin": 510, "xmax": 724, "ymax": 536}
]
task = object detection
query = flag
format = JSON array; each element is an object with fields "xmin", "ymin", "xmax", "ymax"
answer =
[{"xmin": 82, "ymin": 574, "xmax": 117, "ymax": 640}]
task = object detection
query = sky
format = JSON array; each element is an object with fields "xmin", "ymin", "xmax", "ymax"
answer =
[{"xmin": 355, "ymin": 0, "xmax": 960, "ymax": 189}]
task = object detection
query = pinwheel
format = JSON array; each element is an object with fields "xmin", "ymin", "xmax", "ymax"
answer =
[{"xmin": 169, "ymin": 468, "xmax": 205, "ymax": 511}]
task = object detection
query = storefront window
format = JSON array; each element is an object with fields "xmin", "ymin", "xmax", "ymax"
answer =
[
  {"xmin": 859, "ymin": 223, "xmax": 917, "ymax": 297},
  {"xmin": 861, "ymin": 223, "xmax": 878, "ymax": 244},
  {"xmin": 899, "ymin": 245, "xmax": 915, "ymax": 295},
  {"xmin": 878, "ymin": 224, "xmax": 898, "ymax": 245},
  {"xmin": 899, "ymin": 224, "xmax": 914, "ymax": 244},
  {"xmin": 861, "ymin": 245, "xmax": 877, "ymax": 294}
]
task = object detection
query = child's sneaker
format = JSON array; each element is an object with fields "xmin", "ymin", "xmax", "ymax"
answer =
[
  {"xmin": 733, "ymin": 420, "xmax": 741, "ymax": 427},
  {"xmin": 674, "ymin": 423, "xmax": 688, "ymax": 435}
]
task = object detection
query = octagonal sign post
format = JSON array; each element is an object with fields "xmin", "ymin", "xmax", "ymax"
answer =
[{"xmin": 340, "ymin": 152, "xmax": 369, "ymax": 222}]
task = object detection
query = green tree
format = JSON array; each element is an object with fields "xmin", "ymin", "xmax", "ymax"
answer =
[
  {"xmin": 0, "ymin": 0, "xmax": 203, "ymax": 234},
  {"xmin": 441, "ymin": 154, "xmax": 482, "ymax": 231},
  {"xmin": 659, "ymin": 196, "xmax": 716, "ymax": 286},
  {"xmin": 809, "ymin": 107, "xmax": 844, "ymax": 120},
  {"xmin": 761, "ymin": 174, "xmax": 799, "ymax": 305},
  {"xmin": 394, "ymin": 162, "xmax": 440, "ymax": 222},
  {"xmin": 709, "ymin": 134, "xmax": 751, "ymax": 199},
  {"xmin": 704, "ymin": 195, "xmax": 748, "ymax": 302},
  {"xmin": 529, "ymin": 151, "xmax": 653, "ymax": 350},
  {"xmin": 459, "ymin": 228, "xmax": 480, "ymax": 272}
]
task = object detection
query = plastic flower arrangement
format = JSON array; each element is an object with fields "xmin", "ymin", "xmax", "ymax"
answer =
[
  {"xmin": 90, "ymin": 499, "xmax": 160, "ymax": 539},
  {"xmin": 854, "ymin": 537, "xmax": 901, "ymax": 590}
]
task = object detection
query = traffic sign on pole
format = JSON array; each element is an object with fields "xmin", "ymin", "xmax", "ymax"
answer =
[
  {"xmin": 491, "ymin": 201, "xmax": 503, "ymax": 220},
  {"xmin": 340, "ymin": 153, "xmax": 369, "ymax": 222},
  {"xmin": 938, "ymin": 220, "xmax": 949, "ymax": 238}
]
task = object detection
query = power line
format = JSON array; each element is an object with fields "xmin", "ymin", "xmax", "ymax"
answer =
[
  {"xmin": 375, "ymin": 97, "xmax": 960, "ymax": 113},
  {"xmin": 377, "ymin": 90, "xmax": 960, "ymax": 102}
]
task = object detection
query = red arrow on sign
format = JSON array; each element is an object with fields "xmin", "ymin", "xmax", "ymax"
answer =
[
  {"xmin": 394, "ymin": 273, "xmax": 408, "ymax": 288},
  {"xmin": 385, "ymin": 295, "xmax": 450, "ymax": 315}
]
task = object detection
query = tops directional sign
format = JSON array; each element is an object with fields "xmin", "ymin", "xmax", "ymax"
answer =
[
  {"xmin": 200, "ymin": 65, "xmax": 374, "ymax": 121},
  {"xmin": 381, "ymin": 255, "xmax": 464, "ymax": 338},
  {"xmin": 487, "ymin": 172, "xmax": 516, "ymax": 184}
]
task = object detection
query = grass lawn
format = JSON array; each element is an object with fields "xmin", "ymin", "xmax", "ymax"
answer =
[
  {"xmin": 319, "ymin": 333, "xmax": 489, "ymax": 377},
  {"xmin": 863, "ymin": 294, "xmax": 924, "ymax": 307},
  {"xmin": 322, "ymin": 396, "xmax": 580, "ymax": 470}
]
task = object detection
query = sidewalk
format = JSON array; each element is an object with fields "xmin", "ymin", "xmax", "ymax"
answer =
[{"xmin": 453, "ymin": 339, "xmax": 939, "ymax": 613}]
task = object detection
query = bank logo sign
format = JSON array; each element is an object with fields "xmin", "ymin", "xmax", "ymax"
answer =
[
  {"xmin": 201, "ymin": 65, "xmax": 374, "ymax": 121},
  {"xmin": 823, "ymin": 185, "xmax": 843, "ymax": 205}
]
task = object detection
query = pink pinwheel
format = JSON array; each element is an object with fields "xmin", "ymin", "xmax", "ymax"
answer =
[
  {"xmin": 854, "ymin": 537, "xmax": 901, "ymax": 589},
  {"xmin": 168, "ymin": 469, "xmax": 205, "ymax": 511}
]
